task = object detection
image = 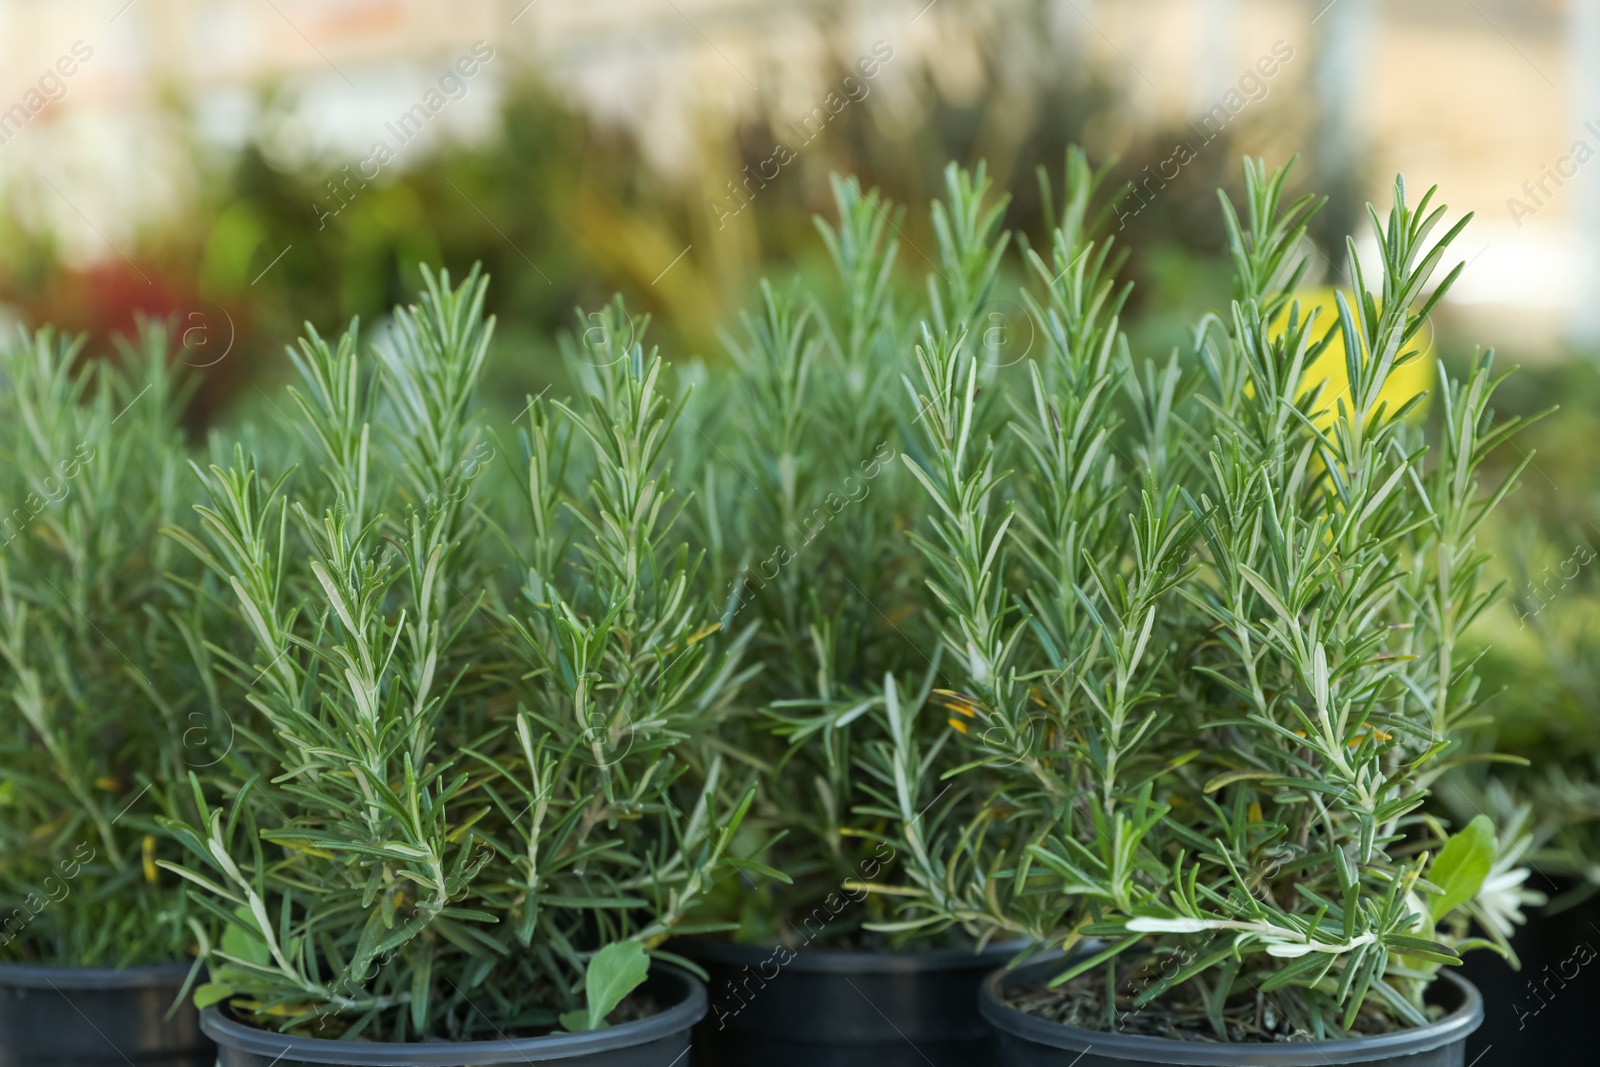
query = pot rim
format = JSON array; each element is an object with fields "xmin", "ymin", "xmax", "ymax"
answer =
[
  {"xmin": 672, "ymin": 934, "xmax": 1031, "ymax": 974},
  {"xmin": 0, "ymin": 960, "xmax": 197, "ymax": 990},
  {"xmin": 199, "ymin": 963, "xmax": 704, "ymax": 1065},
  {"xmin": 978, "ymin": 956, "xmax": 1483, "ymax": 1065}
]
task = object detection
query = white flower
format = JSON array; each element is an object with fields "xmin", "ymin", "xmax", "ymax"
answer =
[
  {"xmin": 1472, "ymin": 800, "xmax": 1548, "ymax": 943},
  {"xmin": 1475, "ymin": 864, "xmax": 1543, "ymax": 942}
]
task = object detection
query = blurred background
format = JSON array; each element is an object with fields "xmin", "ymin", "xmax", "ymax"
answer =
[
  {"xmin": 2, "ymin": 1, "xmax": 1593, "ymax": 399},
  {"xmin": 4, "ymin": 1, "xmax": 1600, "ymax": 1053}
]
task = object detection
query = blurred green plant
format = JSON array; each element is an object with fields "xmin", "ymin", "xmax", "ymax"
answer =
[
  {"xmin": 0, "ymin": 30, "xmax": 1228, "ymax": 431},
  {"xmin": 0, "ymin": 320, "xmax": 210, "ymax": 974},
  {"xmin": 1431, "ymin": 352, "xmax": 1600, "ymax": 912}
]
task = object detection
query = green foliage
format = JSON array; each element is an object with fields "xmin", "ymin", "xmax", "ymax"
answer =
[
  {"xmin": 872, "ymin": 154, "xmax": 1539, "ymax": 1037},
  {"xmin": 0, "ymin": 321, "xmax": 207, "ymax": 969},
  {"xmin": 4, "ymin": 138, "xmax": 1557, "ymax": 1048},
  {"xmin": 683, "ymin": 166, "xmax": 1018, "ymax": 943},
  {"xmin": 1456, "ymin": 365, "xmax": 1600, "ymax": 911},
  {"xmin": 558, "ymin": 940, "xmax": 649, "ymax": 1032},
  {"xmin": 160, "ymin": 267, "xmax": 761, "ymax": 1039},
  {"xmin": 1428, "ymin": 816, "xmax": 1496, "ymax": 922}
]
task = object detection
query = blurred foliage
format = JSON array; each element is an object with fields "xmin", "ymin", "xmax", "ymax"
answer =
[
  {"xmin": 0, "ymin": 22, "xmax": 1319, "ymax": 434},
  {"xmin": 4, "ymin": 7, "xmax": 1597, "ymax": 922},
  {"xmin": 1441, "ymin": 353, "xmax": 1600, "ymax": 905},
  {"xmin": 1450, "ymin": 355, "xmax": 1600, "ymax": 759},
  {"xmin": 0, "ymin": 323, "xmax": 211, "ymax": 969}
]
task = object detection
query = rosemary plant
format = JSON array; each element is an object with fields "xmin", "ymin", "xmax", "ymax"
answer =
[
  {"xmin": 161, "ymin": 268, "xmax": 759, "ymax": 1040},
  {"xmin": 872, "ymin": 155, "xmax": 1540, "ymax": 1039},
  {"xmin": 0, "ymin": 322, "xmax": 207, "ymax": 969},
  {"xmin": 686, "ymin": 167, "xmax": 1013, "ymax": 943}
]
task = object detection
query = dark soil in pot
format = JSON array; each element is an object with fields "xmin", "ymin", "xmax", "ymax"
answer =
[
  {"xmin": 672, "ymin": 935, "xmax": 1024, "ymax": 1067},
  {"xmin": 201, "ymin": 963, "xmax": 702, "ymax": 1066},
  {"xmin": 1457, "ymin": 879, "xmax": 1600, "ymax": 1065},
  {"xmin": 0, "ymin": 961, "xmax": 213, "ymax": 1067},
  {"xmin": 980, "ymin": 955, "xmax": 1483, "ymax": 1066}
]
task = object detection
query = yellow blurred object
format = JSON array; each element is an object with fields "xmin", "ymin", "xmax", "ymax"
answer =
[
  {"xmin": 1269, "ymin": 288, "xmax": 1435, "ymax": 430},
  {"xmin": 142, "ymin": 834, "xmax": 158, "ymax": 884},
  {"xmin": 1346, "ymin": 723, "xmax": 1394, "ymax": 748}
]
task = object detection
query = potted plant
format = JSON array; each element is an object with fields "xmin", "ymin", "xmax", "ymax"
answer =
[
  {"xmin": 870, "ymin": 155, "xmax": 1541, "ymax": 1064},
  {"xmin": 667, "ymin": 163, "xmax": 1048, "ymax": 1064},
  {"xmin": 159, "ymin": 268, "xmax": 764, "ymax": 1064},
  {"xmin": 0, "ymin": 323, "xmax": 216, "ymax": 1065}
]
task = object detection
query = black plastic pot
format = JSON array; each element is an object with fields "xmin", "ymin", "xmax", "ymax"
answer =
[
  {"xmin": 201, "ymin": 963, "xmax": 703, "ymax": 1066},
  {"xmin": 1458, "ymin": 880, "xmax": 1600, "ymax": 1064},
  {"xmin": 980, "ymin": 956, "xmax": 1484, "ymax": 1066},
  {"xmin": 674, "ymin": 936, "xmax": 1025, "ymax": 1066},
  {"xmin": 0, "ymin": 961, "xmax": 213, "ymax": 1067}
]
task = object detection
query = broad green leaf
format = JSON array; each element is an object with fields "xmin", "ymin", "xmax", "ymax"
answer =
[
  {"xmin": 1428, "ymin": 814, "xmax": 1496, "ymax": 921},
  {"xmin": 221, "ymin": 919, "xmax": 270, "ymax": 967},
  {"xmin": 561, "ymin": 941, "xmax": 650, "ymax": 1032},
  {"xmin": 193, "ymin": 983, "xmax": 234, "ymax": 1009}
]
